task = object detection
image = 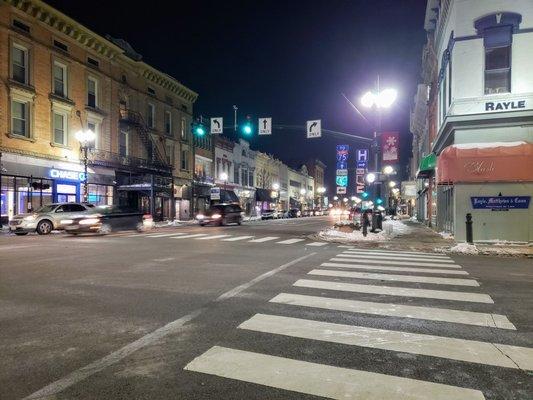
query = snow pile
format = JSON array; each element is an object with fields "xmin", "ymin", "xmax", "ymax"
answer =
[
  {"xmin": 244, "ymin": 215, "xmax": 262, "ymax": 221},
  {"xmin": 409, "ymin": 216, "xmax": 418, "ymax": 222},
  {"xmin": 318, "ymin": 220, "xmax": 412, "ymax": 243},
  {"xmin": 439, "ymin": 231, "xmax": 454, "ymax": 240},
  {"xmin": 449, "ymin": 243, "xmax": 479, "ymax": 255}
]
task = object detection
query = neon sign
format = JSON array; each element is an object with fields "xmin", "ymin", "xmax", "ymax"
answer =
[{"xmin": 49, "ymin": 169, "xmax": 86, "ymax": 181}]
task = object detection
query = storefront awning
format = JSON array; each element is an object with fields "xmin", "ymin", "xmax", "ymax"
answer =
[
  {"xmin": 437, "ymin": 142, "xmax": 533, "ymax": 184},
  {"xmin": 416, "ymin": 153, "xmax": 436, "ymax": 179},
  {"xmin": 255, "ymin": 188, "xmax": 274, "ymax": 203}
]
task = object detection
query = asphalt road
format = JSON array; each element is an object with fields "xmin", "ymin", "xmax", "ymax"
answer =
[{"xmin": 0, "ymin": 216, "xmax": 532, "ymax": 400}]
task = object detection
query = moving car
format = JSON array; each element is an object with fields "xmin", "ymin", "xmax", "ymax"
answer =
[
  {"xmin": 197, "ymin": 204, "xmax": 244, "ymax": 226},
  {"xmin": 8, "ymin": 202, "xmax": 94, "ymax": 235},
  {"xmin": 63, "ymin": 205, "xmax": 153, "ymax": 235},
  {"xmin": 261, "ymin": 209, "xmax": 280, "ymax": 220},
  {"xmin": 287, "ymin": 208, "xmax": 301, "ymax": 218}
]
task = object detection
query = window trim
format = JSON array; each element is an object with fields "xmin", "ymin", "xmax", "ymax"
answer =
[
  {"xmin": 164, "ymin": 110, "xmax": 172, "ymax": 135},
  {"xmin": 87, "ymin": 76, "xmax": 98, "ymax": 108},
  {"xmin": 483, "ymin": 45, "xmax": 512, "ymax": 95},
  {"xmin": 180, "ymin": 148, "xmax": 189, "ymax": 171},
  {"xmin": 181, "ymin": 116, "xmax": 187, "ymax": 140},
  {"xmin": 119, "ymin": 129, "xmax": 129, "ymax": 157},
  {"xmin": 147, "ymin": 102, "xmax": 155, "ymax": 129},
  {"xmin": 11, "ymin": 99, "xmax": 30, "ymax": 138}
]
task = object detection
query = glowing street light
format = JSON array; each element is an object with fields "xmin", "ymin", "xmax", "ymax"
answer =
[
  {"xmin": 361, "ymin": 88, "xmax": 398, "ymax": 109},
  {"xmin": 333, "ymin": 196, "xmax": 338, "ymax": 201},
  {"xmin": 389, "ymin": 181, "xmax": 397, "ymax": 188},
  {"xmin": 272, "ymin": 183, "xmax": 280, "ymax": 191},
  {"xmin": 75, "ymin": 129, "xmax": 95, "ymax": 202},
  {"xmin": 383, "ymin": 165, "xmax": 394, "ymax": 175},
  {"xmin": 366, "ymin": 172, "xmax": 377, "ymax": 184},
  {"xmin": 219, "ymin": 172, "xmax": 228, "ymax": 181},
  {"xmin": 317, "ymin": 187, "xmax": 326, "ymax": 194},
  {"xmin": 300, "ymin": 188, "xmax": 307, "ymax": 196}
]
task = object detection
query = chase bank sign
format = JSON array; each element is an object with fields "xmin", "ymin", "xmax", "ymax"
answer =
[{"xmin": 49, "ymin": 168, "xmax": 86, "ymax": 181}]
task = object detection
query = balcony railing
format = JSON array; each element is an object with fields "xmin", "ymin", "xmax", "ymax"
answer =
[{"xmin": 88, "ymin": 148, "xmax": 172, "ymax": 174}]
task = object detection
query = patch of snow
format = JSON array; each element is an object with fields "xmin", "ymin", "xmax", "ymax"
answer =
[
  {"xmin": 317, "ymin": 220, "xmax": 412, "ymax": 243},
  {"xmin": 438, "ymin": 231, "xmax": 454, "ymax": 240},
  {"xmin": 449, "ymin": 242, "xmax": 479, "ymax": 255},
  {"xmin": 475, "ymin": 239, "xmax": 528, "ymax": 246},
  {"xmin": 409, "ymin": 216, "xmax": 418, "ymax": 222},
  {"xmin": 451, "ymin": 141, "xmax": 526, "ymax": 150}
]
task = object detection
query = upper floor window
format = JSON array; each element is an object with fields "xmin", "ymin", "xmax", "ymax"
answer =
[
  {"xmin": 485, "ymin": 40, "xmax": 511, "ymax": 94},
  {"xmin": 53, "ymin": 111, "xmax": 67, "ymax": 145},
  {"xmin": 11, "ymin": 99, "xmax": 30, "ymax": 137},
  {"xmin": 12, "ymin": 44, "xmax": 28, "ymax": 84},
  {"xmin": 147, "ymin": 103, "xmax": 155, "ymax": 128},
  {"xmin": 181, "ymin": 149, "xmax": 189, "ymax": 170},
  {"xmin": 87, "ymin": 77, "xmax": 98, "ymax": 108},
  {"xmin": 119, "ymin": 129, "xmax": 129, "ymax": 156},
  {"xmin": 53, "ymin": 62, "xmax": 67, "ymax": 97},
  {"xmin": 166, "ymin": 141, "xmax": 174, "ymax": 165},
  {"xmin": 148, "ymin": 87, "xmax": 156, "ymax": 96},
  {"xmin": 53, "ymin": 40, "xmax": 68, "ymax": 52},
  {"xmin": 165, "ymin": 111, "xmax": 172, "ymax": 135},
  {"xmin": 87, "ymin": 120, "xmax": 99, "ymax": 149},
  {"xmin": 87, "ymin": 57, "xmax": 99, "ymax": 69},
  {"xmin": 12, "ymin": 19, "xmax": 30, "ymax": 33},
  {"xmin": 181, "ymin": 117, "xmax": 187, "ymax": 140}
]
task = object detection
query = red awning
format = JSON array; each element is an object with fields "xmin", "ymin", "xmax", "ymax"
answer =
[{"xmin": 437, "ymin": 142, "xmax": 533, "ymax": 184}]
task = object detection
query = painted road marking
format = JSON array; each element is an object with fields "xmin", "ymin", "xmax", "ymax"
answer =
[
  {"xmin": 306, "ymin": 242, "xmax": 327, "ymax": 247},
  {"xmin": 222, "ymin": 236, "xmax": 255, "ymax": 241},
  {"xmin": 195, "ymin": 234, "xmax": 232, "ymax": 240},
  {"xmin": 147, "ymin": 232, "xmax": 188, "ymax": 238},
  {"xmin": 325, "ymin": 261, "xmax": 469, "ymax": 275},
  {"xmin": 357, "ymin": 249, "xmax": 440, "ymax": 256},
  {"xmin": 342, "ymin": 253, "xmax": 455, "ymax": 263},
  {"xmin": 270, "ymin": 293, "xmax": 515, "ymax": 329},
  {"xmin": 337, "ymin": 245, "xmax": 355, "ymax": 248},
  {"xmin": 308, "ymin": 269, "xmax": 479, "ymax": 286},
  {"xmin": 343, "ymin": 250, "xmax": 451, "ymax": 260},
  {"xmin": 184, "ymin": 346, "xmax": 485, "ymax": 400},
  {"xmin": 239, "ymin": 314, "xmax": 533, "ymax": 371},
  {"xmin": 333, "ymin": 256, "xmax": 462, "ymax": 268},
  {"xmin": 23, "ymin": 254, "xmax": 316, "ymax": 400},
  {"xmin": 277, "ymin": 238, "xmax": 306, "ymax": 245},
  {"xmin": 170, "ymin": 233, "xmax": 209, "ymax": 239},
  {"xmin": 294, "ymin": 279, "xmax": 493, "ymax": 303},
  {"xmin": 249, "ymin": 236, "xmax": 280, "ymax": 243}
]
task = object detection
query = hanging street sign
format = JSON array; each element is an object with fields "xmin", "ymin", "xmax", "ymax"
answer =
[
  {"xmin": 210, "ymin": 187, "xmax": 221, "ymax": 200},
  {"xmin": 307, "ymin": 119, "xmax": 321, "ymax": 138},
  {"xmin": 258, "ymin": 117, "xmax": 272, "ymax": 135},
  {"xmin": 210, "ymin": 117, "xmax": 223, "ymax": 134}
]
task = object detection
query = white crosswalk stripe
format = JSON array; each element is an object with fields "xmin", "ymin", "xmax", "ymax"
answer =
[
  {"xmin": 195, "ymin": 234, "xmax": 231, "ymax": 240},
  {"xmin": 324, "ymin": 261, "xmax": 470, "ymax": 275},
  {"xmin": 341, "ymin": 253, "xmax": 455, "ymax": 263},
  {"xmin": 146, "ymin": 232, "xmax": 187, "ymax": 238},
  {"xmin": 222, "ymin": 236, "xmax": 254, "ymax": 241},
  {"xmin": 248, "ymin": 236, "xmax": 280, "ymax": 243},
  {"xmin": 171, "ymin": 233, "xmax": 208, "ymax": 239},
  {"xmin": 277, "ymin": 238, "xmax": 306, "ymax": 244},
  {"xmin": 270, "ymin": 293, "xmax": 515, "ymax": 329},
  {"xmin": 306, "ymin": 242, "xmax": 327, "ymax": 247},
  {"xmin": 293, "ymin": 279, "xmax": 493, "ymax": 303},
  {"xmin": 346, "ymin": 249, "xmax": 442, "ymax": 256},
  {"xmin": 184, "ymin": 346, "xmax": 486, "ymax": 400},
  {"xmin": 343, "ymin": 250, "xmax": 451, "ymax": 260},
  {"xmin": 308, "ymin": 269, "xmax": 479, "ymax": 286},
  {"xmin": 239, "ymin": 314, "xmax": 532, "ymax": 371},
  {"xmin": 333, "ymin": 256, "xmax": 462, "ymax": 268}
]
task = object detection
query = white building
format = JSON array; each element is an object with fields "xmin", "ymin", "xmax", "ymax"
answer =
[{"xmin": 425, "ymin": 0, "xmax": 533, "ymax": 242}]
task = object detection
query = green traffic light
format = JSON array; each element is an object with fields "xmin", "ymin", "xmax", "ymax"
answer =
[
  {"xmin": 376, "ymin": 198, "xmax": 383, "ymax": 205},
  {"xmin": 242, "ymin": 124, "xmax": 252, "ymax": 135},
  {"xmin": 196, "ymin": 126, "xmax": 205, "ymax": 136},
  {"xmin": 361, "ymin": 192, "xmax": 369, "ymax": 199}
]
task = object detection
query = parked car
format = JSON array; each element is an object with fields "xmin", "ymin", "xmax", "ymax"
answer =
[
  {"xmin": 287, "ymin": 208, "xmax": 301, "ymax": 218},
  {"xmin": 301, "ymin": 209, "xmax": 312, "ymax": 217},
  {"xmin": 197, "ymin": 204, "xmax": 244, "ymax": 226},
  {"xmin": 63, "ymin": 205, "xmax": 153, "ymax": 235},
  {"xmin": 313, "ymin": 208, "xmax": 324, "ymax": 216},
  {"xmin": 9, "ymin": 202, "xmax": 94, "ymax": 235},
  {"xmin": 261, "ymin": 209, "xmax": 280, "ymax": 220}
]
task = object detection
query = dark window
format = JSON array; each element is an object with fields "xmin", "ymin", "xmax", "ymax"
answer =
[
  {"xmin": 11, "ymin": 45, "xmax": 28, "ymax": 84},
  {"xmin": 67, "ymin": 204, "xmax": 86, "ymax": 212},
  {"xmin": 87, "ymin": 78, "xmax": 97, "ymax": 107},
  {"xmin": 484, "ymin": 26, "xmax": 512, "ymax": 94},
  {"xmin": 165, "ymin": 95, "xmax": 173, "ymax": 105},
  {"xmin": 11, "ymin": 100, "xmax": 29, "ymax": 137},
  {"xmin": 53, "ymin": 63, "xmax": 66, "ymax": 97},
  {"xmin": 148, "ymin": 87, "xmax": 156, "ymax": 96},
  {"xmin": 121, "ymin": 74, "xmax": 127, "ymax": 83},
  {"xmin": 87, "ymin": 57, "xmax": 99, "ymax": 68},
  {"xmin": 53, "ymin": 40, "xmax": 68, "ymax": 52},
  {"xmin": 12, "ymin": 19, "xmax": 30, "ymax": 33}
]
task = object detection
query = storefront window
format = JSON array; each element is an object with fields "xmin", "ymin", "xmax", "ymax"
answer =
[
  {"xmin": 88, "ymin": 184, "xmax": 113, "ymax": 206},
  {"xmin": 1, "ymin": 176, "xmax": 15, "ymax": 222}
]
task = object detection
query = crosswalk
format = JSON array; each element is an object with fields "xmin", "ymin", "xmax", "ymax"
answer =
[
  {"xmin": 184, "ymin": 248, "xmax": 531, "ymax": 399},
  {"xmin": 116, "ymin": 231, "xmax": 330, "ymax": 247}
]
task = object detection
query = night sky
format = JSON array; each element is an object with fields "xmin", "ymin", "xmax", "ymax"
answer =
[{"xmin": 47, "ymin": 0, "xmax": 427, "ymax": 193}]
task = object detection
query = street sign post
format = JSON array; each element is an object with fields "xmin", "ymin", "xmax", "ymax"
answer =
[
  {"xmin": 210, "ymin": 187, "xmax": 221, "ymax": 200},
  {"xmin": 210, "ymin": 117, "xmax": 223, "ymax": 134},
  {"xmin": 307, "ymin": 119, "xmax": 321, "ymax": 138},
  {"xmin": 258, "ymin": 117, "xmax": 272, "ymax": 135}
]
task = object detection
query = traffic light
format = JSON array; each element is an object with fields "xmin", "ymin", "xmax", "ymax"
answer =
[
  {"xmin": 192, "ymin": 120, "xmax": 206, "ymax": 136},
  {"xmin": 241, "ymin": 115, "xmax": 253, "ymax": 136},
  {"xmin": 376, "ymin": 197, "xmax": 383, "ymax": 205},
  {"xmin": 361, "ymin": 191, "xmax": 369, "ymax": 199}
]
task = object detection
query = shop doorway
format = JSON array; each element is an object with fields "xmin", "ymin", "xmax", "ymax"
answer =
[{"xmin": 55, "ymin": 182, "xmax": 79, "ymax": 203}]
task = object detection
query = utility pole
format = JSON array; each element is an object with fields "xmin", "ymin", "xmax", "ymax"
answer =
[{"xmin": 233, "ymin": 105, "xmax": 238, "ymax": 133}]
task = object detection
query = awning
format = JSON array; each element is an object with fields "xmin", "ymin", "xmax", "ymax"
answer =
[
  {"xmin": 416, "ymin": 153, "xmax": 436, "ymax": 179},
  {"xmin": 437, "ymin": 142, "xmax": 533, "ymax": 184},
  {"xmin": 255, "ymin": 188, "xmax": 274, "ymax": 203}
]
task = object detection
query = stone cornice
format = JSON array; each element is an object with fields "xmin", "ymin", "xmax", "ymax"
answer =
[{"xmin": 4, "ymin": 0, "xmax": 198, "ymax": 104}]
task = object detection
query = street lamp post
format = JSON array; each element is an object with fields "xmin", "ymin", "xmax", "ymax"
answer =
[
  {"xmin": 317, "ymin": 186, "xmax": 326, "ymax": 208},
  {"xmin": 220, "ymin": 172, "xmax": 228, "ymax": 192},
  {"xmin": 299, "ymin": 188, "xmax": 306, "ymax": 213},
  {"xmin": 360, "ymin": 80, "xmax": 397, "ymax": 210},
  {"xmin": 272, "ymin": 182, "xmax": 280, "ymax": 211},
  {"xmin": 75, "ymin": 129, "xmax": 95, "ymax": 203}
]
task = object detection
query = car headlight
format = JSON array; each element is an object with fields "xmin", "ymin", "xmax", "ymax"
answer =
[
  {"xmin": 60, "ymin": 219, "xmax": 74, "ymax": 225},
  {"xmin": 79, "ymin": 218, "xmax": 100, "ymax": 225},
  {"xmin": 211, "ymin": 213, "xmax": 222, "ymax": 219},
  {"xmin": 196, "ymin": 214, "xmax": 205, "ymax": 220},
  {"xmin": 23, "ymin": 214, "xmax": 37, "ymax": 221}
]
